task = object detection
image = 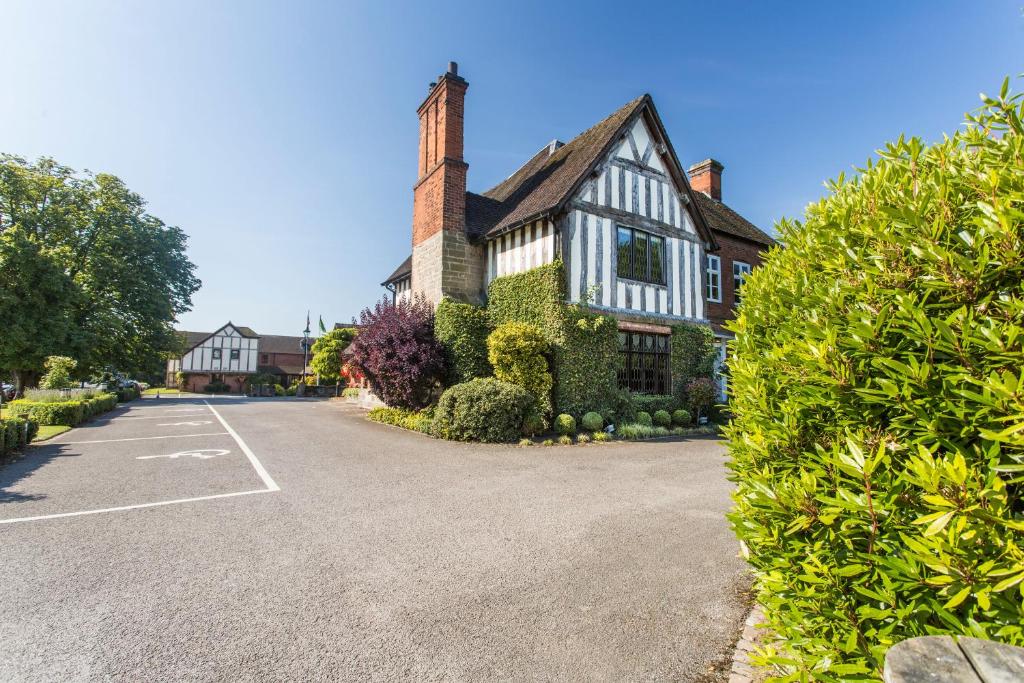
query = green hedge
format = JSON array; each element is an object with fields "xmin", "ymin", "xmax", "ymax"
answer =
[
  {"xmin": 725, "ymin": 83, "xmax": 1024, "ymax": 678},
  {"xmin": 116, "ymin": 386, "xmax": 140, "ymax": 402},
  {"xmin": 487, "ymin": 260, "xmax": 619, "ymax": 418},
  {"xmin": 435, "ymin": 297, "xmax": 492, "ymax": 384},
  {"xmin": 670, "ymin": 323, "xmax": 717, "ymax": 404},
  {"xmin": 367, "ymin": 406, "xmax": 434, "ymax": 434},
  {"xmin": 8, "ymin": 391, "xmax": 118, "ymax": 426},
  {"xmin": 0, "ymin": 417, "xmax": 38, "ymax": 456},
  {"xmin": 632, "ymin": 394, "xmax": 677, "ymax": 414},
  {"xmin": 432, "ymin": 378, "xmax": 534, "ymax": 443},
  {"xmin": 488, "ymin": 321, "xmax": 552, "ymax": 417}
]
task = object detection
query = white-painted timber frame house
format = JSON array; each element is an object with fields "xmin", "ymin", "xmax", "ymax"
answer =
[{"xmin": 382, "ymin": 62, "xmax": 771, "ymax": 396}]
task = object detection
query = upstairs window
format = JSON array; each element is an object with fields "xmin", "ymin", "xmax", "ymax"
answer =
[
  {"xmin": 211, "ymin": 348, "xmax": 222, "ymax": 360},
  {"xmin": 230, "ymin": 349, "xmax": 240, "ymax": 361},
  {"xmin": 261, "ymin": 354, "xmax": 269, "ymax": 364},
  {"xmin": 733, "ymin": 261, "xmax": 752, "ymax": 304},
  {"xmin": 616, "ymin": 226, "xmax": 666, "ymax": 285},
  {"xmin": 706, "ymin": 255, "xmax": 721, "ymax": 302}
]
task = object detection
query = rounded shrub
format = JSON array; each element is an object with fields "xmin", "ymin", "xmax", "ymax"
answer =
[
  {"xmin": 671, "ymin": 409, "xmax": 691, "ymax": 426},
  {"xmin": 431, "ymin": 378, "xmax": 533, "ymax": 443},
  {"xmin": 554, "ymin": 413, "xmax": 576, "ymax": 436},
  {"xmin": 521, "ymin": 410, "xmax": 544, "ymax": 437},
  {"xmin": 557, "ymin": 435, "xmax": 573, "ymax": 445},
  {"xmin": 635, "ymin": 411, "xmax": 652, "ymax": 427},
  {"xmin": 652, "ymin": 410, "xmax": 672, "ymax": 427},
  {"xmin": 726, "ymin": 84, "xmax": 1024, "ymax": 679},
  {"xmin": 580, "ymin": 411, "xmax": 603, "ymax": 432}
]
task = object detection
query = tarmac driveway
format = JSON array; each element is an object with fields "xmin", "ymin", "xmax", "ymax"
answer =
[{"xmin": 0, "ymin": 395, "xmax": 750, "ymax": 681}]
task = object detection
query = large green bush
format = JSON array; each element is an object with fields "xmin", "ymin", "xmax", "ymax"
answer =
[
  {"xmin": 487, "ymin": 322, "xmax": 552, "ymax": 415},
  {"xmin": 432, "ymin": 378, "xmax": 534, "ymax": 443},
  {"xmin": 670, "ymin": 323, "xmax": 717, "ymax": 403},
  {"xmin": 487, "ymin": 261, "xmax": 618, "ymax": 416},
  {"xmin": 633, "ymin": 394, "xmax": 677, "ymax": 415},
  {"xmin": 7, "ymin": 400, "xmax": 85, "ymax": 426},
  {"xmin": 726, "ymin": 83, "xmax": 1024, "ymax": 680},
  {"xmin": 435, "ymin": 297, "xmax": 491, "ymax": 384}
]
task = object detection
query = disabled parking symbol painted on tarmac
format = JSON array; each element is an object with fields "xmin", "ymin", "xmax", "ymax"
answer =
[{"xmin": 137, "ymin": 449, "xmax": 231, "ymax": 461}]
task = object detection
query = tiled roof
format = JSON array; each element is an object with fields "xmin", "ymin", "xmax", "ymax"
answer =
[
  {"xmin": 382, "ymin": 255, "xmax": 412, "ymax": 285},
  {"xmin": 180, "ymin": 331, "xmax": 210, "ymax": 349},
  {"xmin": 693, "ymin": 193, "xmax": 774, "ymax": 247},
  {"xmin": 477, "ymin": 96, "xmax": 648, "ymax": 237},
  {"xmin": 258, "ymin": 334, "xmax": 308, "ymax": 354}
]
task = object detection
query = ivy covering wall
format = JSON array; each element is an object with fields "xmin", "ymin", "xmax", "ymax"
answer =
[
  {"xmin": 487, "ymin": 260, "xmax": 619, "ymax": 417},
  {"xmin": 434, "ymin": 297, "xmax": 491, "ymax": 384},
  {"xmin": 670, "ymin": 322, "xmax": 717, "ymax": 404}
]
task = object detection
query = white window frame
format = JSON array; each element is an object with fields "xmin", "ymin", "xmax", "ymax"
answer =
[
  {"xmin": 706, "ymin": 255, "xmax": 722, "ymax": 302},
  {"xmin": 733, "ymin": 261, "xmax": 752, "ymax": 303}
]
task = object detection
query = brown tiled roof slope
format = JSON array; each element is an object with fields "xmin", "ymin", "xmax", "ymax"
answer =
[
  {"xmin": 258, "ymin": 334, "xmax": 308, "ymax": 354},
  {"xmin": 477, "ymin": 95, "xmax": 647, "ymax": 237},
  {"xmin": 693, "ymin": 193, "xmax": 774, "ymax": 247}
]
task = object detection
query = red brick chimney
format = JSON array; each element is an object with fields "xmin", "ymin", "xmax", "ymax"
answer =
[
  {"xmin": 410, "ymin": 62, "xmax": 484, "ymax": 305},
  {"xmin": 413, "ymin": 61, "xmax": 468, "ymax": 247},
  {"xmin": 688, "ymin": 158, "xmax": 723, "ymax": 201}
]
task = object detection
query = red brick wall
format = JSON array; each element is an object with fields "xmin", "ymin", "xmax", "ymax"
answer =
[
  {"xmin": 412, "ymin": 72, "xmax": 468, "ymax": 247},
  {"xmin": 707, "ymin": 232, "xmax": 767, "ymax": 329}
]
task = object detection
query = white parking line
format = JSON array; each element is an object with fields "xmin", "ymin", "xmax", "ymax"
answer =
[
  {"xmin": 0, "ymin": 489, "xmax": 274, "ymax": 525},
  {"xmin": 105, "ymin": 414, "xmax": 209, "ymax": 421},
  {"xmin": 204, "ymin": 401, "xmax": 280, "ymax": 492},
  {"xmin": 63, "ymin": 433, "xmax": 229, "ymax": 444}
]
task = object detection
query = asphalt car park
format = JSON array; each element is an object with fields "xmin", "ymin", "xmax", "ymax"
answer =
[
  {"xmin": 0, "ymin": 398, "xmax": 276, "ymax": 524},
  {"xmin": 0, "ymin": 395, "xmax": 749, "ymax": 681}
]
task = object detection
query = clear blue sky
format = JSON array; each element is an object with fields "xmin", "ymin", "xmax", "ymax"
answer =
[{"xmin": 3, "ymin": 1, "xmax": 1021, "ymax": 335}]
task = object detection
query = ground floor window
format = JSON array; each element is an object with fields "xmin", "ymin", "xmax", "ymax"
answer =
[{"xmin": 618, "ymin": 331, "xmax": 671, "ymax": 394}]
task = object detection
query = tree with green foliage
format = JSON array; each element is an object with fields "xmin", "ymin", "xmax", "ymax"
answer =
[
  {"xmin": 39, "ymin": 356, "xmax": 77, "ymax": 389},
  {"xmin": 726, "ymin": 80, "xmax": 1024, "ymax": 680},
  {"xmin": 0, "ymin": 155, "xmax": 200, "ymax": 389},
  {"xmin": 310, "ymin": 327, "xmax": 357, "ymax": 382},
  {"xmin": 0, "ymin": 227, "xmax": 78, "ymax": 394}
]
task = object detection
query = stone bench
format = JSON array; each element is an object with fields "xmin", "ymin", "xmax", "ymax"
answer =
[{"xmin": 885, "ymin": 636, "xmax": 1024, "ymax": 683}]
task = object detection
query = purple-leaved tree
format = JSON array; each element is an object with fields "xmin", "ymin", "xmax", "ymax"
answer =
[{"xmin": 348, "ymin": 294, "xmax": 446, "ymax": 409}]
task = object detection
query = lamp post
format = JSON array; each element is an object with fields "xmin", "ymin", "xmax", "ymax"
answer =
[{"xmin": 301, "ymin": 320, "xmax": 311, "ymax": 384}]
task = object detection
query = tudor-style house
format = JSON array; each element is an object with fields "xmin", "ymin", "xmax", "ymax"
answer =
[
  {"xmin": 382, "ymin": 62, "xmax": 772, "ymax": 397},
  {"xmin": 166, "ymin": 322, "xmax": 312, "ymax": 392}
]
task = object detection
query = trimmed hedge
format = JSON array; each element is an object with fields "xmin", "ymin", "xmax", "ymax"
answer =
[
  {"xmin": 670, "ymin": 323, "xmax": 717, "ymax": 404},
  {"xmin": 367, "ymin": 406, "xmax": 434, "ymax": 434},
  {"xmin": 432, "ymin": 378, "xmax": 534, "ymax": 443},
  {"xmin": 488, "ymin": 322, "xmax": 552, "ymax": 416},
  {"xmin": 435, "ymin": 297, "xmax": 492, "ymax": 384},
  {"xmin": 487, "ymin": 260, "xmax": 619, "ymax": 417},
  {"xmin": 633, "ymin": 394, "xmax": 677, "ymax": 415},
  {"xmin": 725, "ymin": 83, "xmax": 1024, "ymax": 678},
  {"xmin": 0, "ymin": 417, "xmax": 39, "ymax": 456},
  {"xmin": 652, "ymin": 409, "xmax": 672, "ymax": 427},
  {"xmin": 8, "ymin": 391, "xmax": 118, "ymax": 426},
  {"xmin": 635, "ymin": 411, "xmax": 652, "ymax": 426}
]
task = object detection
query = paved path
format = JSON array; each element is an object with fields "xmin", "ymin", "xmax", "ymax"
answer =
[{"xmin": 0, "ymin": 396, "xmax": 749, "ymax": 681}]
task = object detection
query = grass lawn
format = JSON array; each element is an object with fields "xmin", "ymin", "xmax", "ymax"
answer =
[
  {"xmin": 35, "ymin": 425, "xmax": 71, "ymax": 441},
  {"xmin": 143, "ymin": 387, "xmax": 180, "ymax": 395}
]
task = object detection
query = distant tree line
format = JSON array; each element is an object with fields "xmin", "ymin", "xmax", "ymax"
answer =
[{"xmin": 0, "ymin": 154, "xmax": 200, "ymax": 393}]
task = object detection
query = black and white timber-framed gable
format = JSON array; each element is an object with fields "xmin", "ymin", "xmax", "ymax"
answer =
[
  {"xmin": 381, "ymin": 63, "xmax": 771, "ymax": 397},
  {"xmin": 172, "ymin": 322, "xmax": 260, "ymax": 375}
]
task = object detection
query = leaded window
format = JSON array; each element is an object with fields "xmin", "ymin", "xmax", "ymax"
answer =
[
  {"xmin": 617, "ymin": 331, "xmax": 671, "ymax": 394},
  {"xmin": 616, "ymin": 226, "xmax": 666, "ymax": 285}
]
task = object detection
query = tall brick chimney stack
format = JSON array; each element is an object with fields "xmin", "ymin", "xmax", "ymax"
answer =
[
  {"xmin": 411, "ymin": 62, "xmax": 484, "ymax": 305},
  {"xmin": 688, "ymin": 158, "xmax": 723, "ymax": 201}
]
